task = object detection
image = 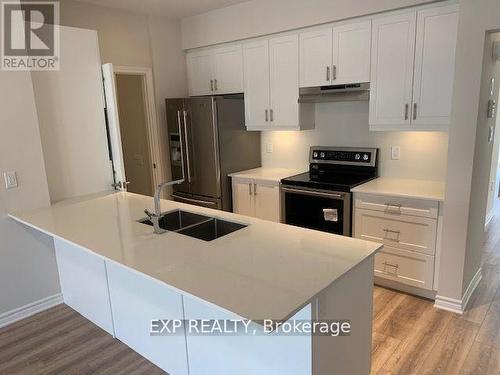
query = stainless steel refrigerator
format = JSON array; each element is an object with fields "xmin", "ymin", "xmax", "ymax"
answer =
[{"xmin": 166, "ymin": 94, "xmax": 261, "ymax": 211}]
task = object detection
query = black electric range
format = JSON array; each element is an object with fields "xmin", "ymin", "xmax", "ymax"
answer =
[{"xmin": 281, "ymin": 147, "xmax": 378, "ymax": 236}]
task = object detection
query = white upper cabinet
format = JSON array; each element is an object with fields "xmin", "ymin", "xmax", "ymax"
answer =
[
  {"xmin": 243, "ymin": 40, "xmax": 270, "ymax": 128},
  {"xmin": 370, "ymin": 12, "xmax": 417, "ymax": 129},
  {"xmin": 187, "ymin": 50, "xmax": 214, "ymax": 96},
  {"xmin": 269, "ymin": 35, "xmax": 300, "ymax": 128},
  {"xmin": 299, "ymin": 28, "xmax": 333, "ymax": 87},
  {"xmin": 370, "ymin": 5, "xmax": 459, "ymax": 131},
  {"xmin": 332, "ymin": 21, "xmax": 371, "ymax": 85},
  {"xmin": 412, "ymin": 5, "xmax": 459, "ymax": 129},
  {"xmin": 211, "ymin": 45, "xmax": 244, "ymax": 94},
  {"xmin": 299, "ymin": 21, "xmax": 371, "ymax": 88},
  {"xmin": 187, "ymin": 45, "xmax": 243, "ymax": 96},
  {"xmin": 243, "ymin": 35, "xmax": 314, "ymax": 130}
]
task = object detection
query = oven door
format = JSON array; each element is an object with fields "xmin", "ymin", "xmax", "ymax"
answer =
[{"xmin": 281, "ymin": 186, "xmax": 351, "ymax": 236}]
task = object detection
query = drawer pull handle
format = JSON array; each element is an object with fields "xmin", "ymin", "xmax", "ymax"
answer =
[
  {"xmin": 383, "ymin": 228, "xmax": 401, "ymax": 242},
  {"xmin": 384, "ymin": 203, "xmax": 402, "ymax": 214}
]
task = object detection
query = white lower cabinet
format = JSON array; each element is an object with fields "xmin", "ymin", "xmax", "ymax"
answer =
[
  {"xmin": 354, "ymin": 193, "xmax": 441, "ymax": 296},
  {"xmin": 54, "ymin": 238, "xmax": 114, "ymax": 335},
  {"xmin": 106, "ymin": 262, "xmax": 189, "ymax": 375},
  {"xmin": 232, "ymin": 177, "xmax": 280, "ymax": 222},
  {"xmin": 183, "ymin": 296, "xmax": 312, "ymax": 375}
]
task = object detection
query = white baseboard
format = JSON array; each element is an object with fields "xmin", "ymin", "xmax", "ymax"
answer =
[
  {"xmin": 0, "ymin": 294, "xmax": 63, "ymax": 329},
  {"xmin": 434, "ymin": 267, "xmax": 482, "ymax": 314}
]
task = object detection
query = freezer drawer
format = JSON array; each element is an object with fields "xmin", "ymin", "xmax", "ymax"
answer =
[{"xmin": 172, "ymin": 193, "xmax": 221, "ymax": 210}]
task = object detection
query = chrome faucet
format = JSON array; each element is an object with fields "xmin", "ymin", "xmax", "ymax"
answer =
[{"xmin": 145, "ymin": 178, "xmax": 184, "ymax": 234}]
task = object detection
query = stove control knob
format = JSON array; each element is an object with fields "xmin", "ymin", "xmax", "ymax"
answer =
[
  {"xmin": 363, "ymin": 154, "xmax": 369, "ymax": 161},
  {"xmin": 355, "ymin": 153, "xmax": 361, "ymax": 160},
  {"xmin": 313, "ymin": 152, "xmax": 318, "ymax": 158},
  {"xmin": 320, "ymin": 152, "xmax": 325, "ymax": 158}
]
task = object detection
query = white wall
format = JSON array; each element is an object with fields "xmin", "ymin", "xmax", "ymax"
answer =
[
  {"xmin": 262, "ymin": 102, "xmax": 449, "ymax": 181},
  {"xmin": 439, "ymin": 0, "xmax": 500, "ymax": 301},
  {"xmin": 0, "ymin": 70, "xmax": 60, "ymax": 315},
  {"xmin": 31, "ymin": 27, "xmax": 113, "ymax": 203},
  {"xmin": 181, "ymin": 0, "xmax": 441, "ymax": 49}
]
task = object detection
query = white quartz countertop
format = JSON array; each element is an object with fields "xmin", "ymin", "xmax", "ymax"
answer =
[
  {"xmin": 9, "ymin": 192, "xmax": 381, "ymax": 322},
  {"xmin": 229, "ymin": 167, "xmax": 304, "ymax": 183},
  {"xmin": 351, "ymin": 177, "xmax": 446, "ymax": 202}
]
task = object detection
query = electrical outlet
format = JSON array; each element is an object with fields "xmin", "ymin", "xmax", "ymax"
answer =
[
  {"xmin": 391, "ymin": 146, "xmax": 401, "ymax": 160},
  {"xmin": 265, "ymin": 142, "xmax": 273, "ymax": 153},
  {"xmin": 4, "ymin": 171, "xmax": 18, "ymax": 189}
]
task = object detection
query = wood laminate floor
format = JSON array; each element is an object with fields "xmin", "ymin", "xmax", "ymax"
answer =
[{"xmin": 2, "ymin": 211, "xmax": 500, "ymax": 374}]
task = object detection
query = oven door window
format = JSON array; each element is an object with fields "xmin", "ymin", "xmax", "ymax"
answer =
[{"xmin": 284, "ymin": 191, "xmax": 345, "ymax": 235}]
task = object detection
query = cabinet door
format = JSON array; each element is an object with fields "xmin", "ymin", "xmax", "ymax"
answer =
[
  {"xmin": 54, "ymin": 238, "xmax": 114, "ymax": 335},
  {"xmin": 243, "ymin": 40, "xmax": 270, "ymax": 129},
  {"xmin": 187, "ymin": 50, "xmax": 213, "ymax": 96},
  {"xmin": 332, "ymin": 21, "xmax": 371, "ymax": 85},
  {"xmin": 299, "ymin": 28, "xmax": 333, "ymax": 87},
  {"xmin": 269, "ymin": 34, "xmax": 299, "ymax": 128},
  {"xmin": 212, "ymin": 45, "xmax": 244, "ymax": 94},
  {"xmin": 254, "ymin": 182, "xmax": 280, "ymax": 222},
  {"xmin": 106, "ymin": 262, "xmax": 189, "ymax": 375},
  {"xmin": 370, "ymin": 12, "xmax": 417, "ymax": 129},
  {"xmin": 232, "ymin": 178, "xmax": 254, "ymax": 217},
  {"xmin": 411, "ymin": 5, "xmax": 459, "ymax": 128}
]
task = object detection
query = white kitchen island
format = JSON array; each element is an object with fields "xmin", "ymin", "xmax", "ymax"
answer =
[{"xmin": 9, "ymin": 192, "xmax": 382, "ymax": 375}]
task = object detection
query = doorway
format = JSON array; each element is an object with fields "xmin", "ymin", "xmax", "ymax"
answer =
[{"xmin": 114, "ymin": 73, "xmax": 154, "ymax": 196}]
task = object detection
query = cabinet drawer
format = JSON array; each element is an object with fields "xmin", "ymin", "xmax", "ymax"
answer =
[
  {"xmin": 375, "ymin": 245, "xmax": 434, "ymax": 290},
  {"xmin": 354, "ymin": 208, "xmax": 437, "ymax": 255},
  {"xmin": 354, "ymin": 193, "xmax": 438, "ymax": 219}
]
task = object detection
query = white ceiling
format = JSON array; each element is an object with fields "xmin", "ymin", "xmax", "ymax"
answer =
[{"xmin": 73, "ymin": 0, "xmax": 251, "ymax": 19}]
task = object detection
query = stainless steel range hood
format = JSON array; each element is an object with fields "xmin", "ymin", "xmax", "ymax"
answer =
[{"xmin": 298, "ymin": 82, "xmax": 370, "ymax": 103}]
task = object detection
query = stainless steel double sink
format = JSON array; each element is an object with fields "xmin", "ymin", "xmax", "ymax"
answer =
[{"xmin": 139, "ymin": 209, "xmax": 247, "ymax": 241}]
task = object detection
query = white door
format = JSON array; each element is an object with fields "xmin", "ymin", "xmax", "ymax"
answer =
[
  {"xmin": 187, "ymin": 50, "xmax": 213, "ymax": 96},
  {"xmin": 232, "ymin": 178, "xmax": 254, "ymax": 217},
  {"xmin": 243, "ymin": 40, "xmax": 270, "ymax": 129},
  {"xmin": 254, "ymin": 182, "xmax": 280, "ymax": 222},
  {"xmin": 212, "ymin": 45, "xmax": 244, "ymax": 94},
  {"xmin": 332, "ymin": 21, "xmax": 371, "ymax": 85},
  {"xmin": 269, "ymin": 34, "xmax": 299, "ymax": 128},
  {"xmin": 370, "ymin": 12, "xmax": 417, "ymax": 129},
  {"xmin": 411, "ymin": 5, "xmax": 459, "ymax": 128},
  {"xmin": 299, "ymin": 27, "xmax": 333, "ymax": 87},
  {"xmin": 102, "ymin": 63, "xmax": 127, "ymax": 191}
]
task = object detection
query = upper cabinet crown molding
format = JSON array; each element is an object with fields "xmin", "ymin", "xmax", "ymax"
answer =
[
  {"xmin": 369, "ymin": 4, "xmax": 459, "ymax": 131},
  {"xmin": 187, "ymin": 45, "xmax": 243, "ymax": 96}
]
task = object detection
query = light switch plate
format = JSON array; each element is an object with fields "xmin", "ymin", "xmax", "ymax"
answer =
[
  {"xmin": 391, "ymin": 146, "xmax": 401, "ymax": 160},
  {"xmin": 4, "ymin": 171, "xmax": 18, "ymax": 189},
  {"xmin": 265, "ymin": 143, "xmax": 273, "ymax": 153}
]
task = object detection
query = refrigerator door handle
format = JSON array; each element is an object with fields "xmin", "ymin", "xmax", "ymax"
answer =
[
  {"xmin": 176, "ymin": 110, "xmax": 186, "ymax": 182},
  {"xmin": 182, "ymin": 110, "xmax": 192, "ymax": 183}
]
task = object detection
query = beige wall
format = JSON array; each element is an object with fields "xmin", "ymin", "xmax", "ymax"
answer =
[
  {"xmin": 262, "ymin": 102, "xmax": 449, "ymax": 181},
  {"xmin": 0, "ymin": 70, "xmax": 60, "ymax": 315},
  {"xmin": 181, "ymin": 0, "xmax": 443, "ymax": 49},
  {"xmin": 439, "ymin": 0, "xmax": 500, "ymax": 301}
]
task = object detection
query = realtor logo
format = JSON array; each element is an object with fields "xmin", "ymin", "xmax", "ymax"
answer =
[{"xmin": 1, "ymin": 1, "xmax": 60, "ymax": 70}]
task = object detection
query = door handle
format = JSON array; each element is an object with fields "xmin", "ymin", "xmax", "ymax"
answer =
[
  {"xmin": 265, "ymin": 109, "xmax": 269, "ymax": 122},
  {"xmin": 404, "ymin": 104, "xmax": 409, "ymax": 120},
  {"xmin": 332, "ymin": 65, "xmax": 337, "ymax": 80},
  {"xmin": 248, "ymin": 183, "xmax": 253, "ymax": 195},
  {"xmin": 177, "ymin": 110, "xmax": 187, "ymax": 182},
  {"xmin": 254, "ymin": 183, "xmax": 257, "ymax": 196},
  {"xmin": 182, "ymin": 110, "xmax": 192, "ymax": 183},
  {"xmin": 326, "ymin": 66, "xmax": 330, "ymax": 81},
  {"xmin": 210, "ymin": 79, "xmax": 214, "ymax": 91},
  {"xmin": 413, "ymin": 103, "xmax": 417, "ymax": 120},
  {"xmin": 172, "ymin": 194, "xmax": 217, "ymax": 206},
  {"xmin": 270, "ymin": 109, "xmax": 274, "ymax": 122},
  {"xmin": 214, "ymin": 79, "xmax": 218, "ymax": 91}
]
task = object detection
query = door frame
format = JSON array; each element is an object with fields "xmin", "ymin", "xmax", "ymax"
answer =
[{"xmin": 113, "ymin": 65, "xmax": 162, "ymax": 191}]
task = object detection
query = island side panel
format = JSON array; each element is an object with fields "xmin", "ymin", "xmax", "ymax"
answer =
[
  {"xmin": 312, "ymin": 255, "xmax": 375, "ymax": 375},
  {"xmin": 54, "ymin": 238, "xmax": 114, "ymax": 335},
  {"xmin": 183, "ymin": 296, "xmax": 312, "ymax": 375},
  {"xmin": 106, "ymin": 261, "xmax": 189, "ymax": 375}
]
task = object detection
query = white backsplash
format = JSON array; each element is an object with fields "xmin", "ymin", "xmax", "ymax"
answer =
[{"xmin": 261, "ymin": 101, "xmax": 449, "ymax": 182}]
